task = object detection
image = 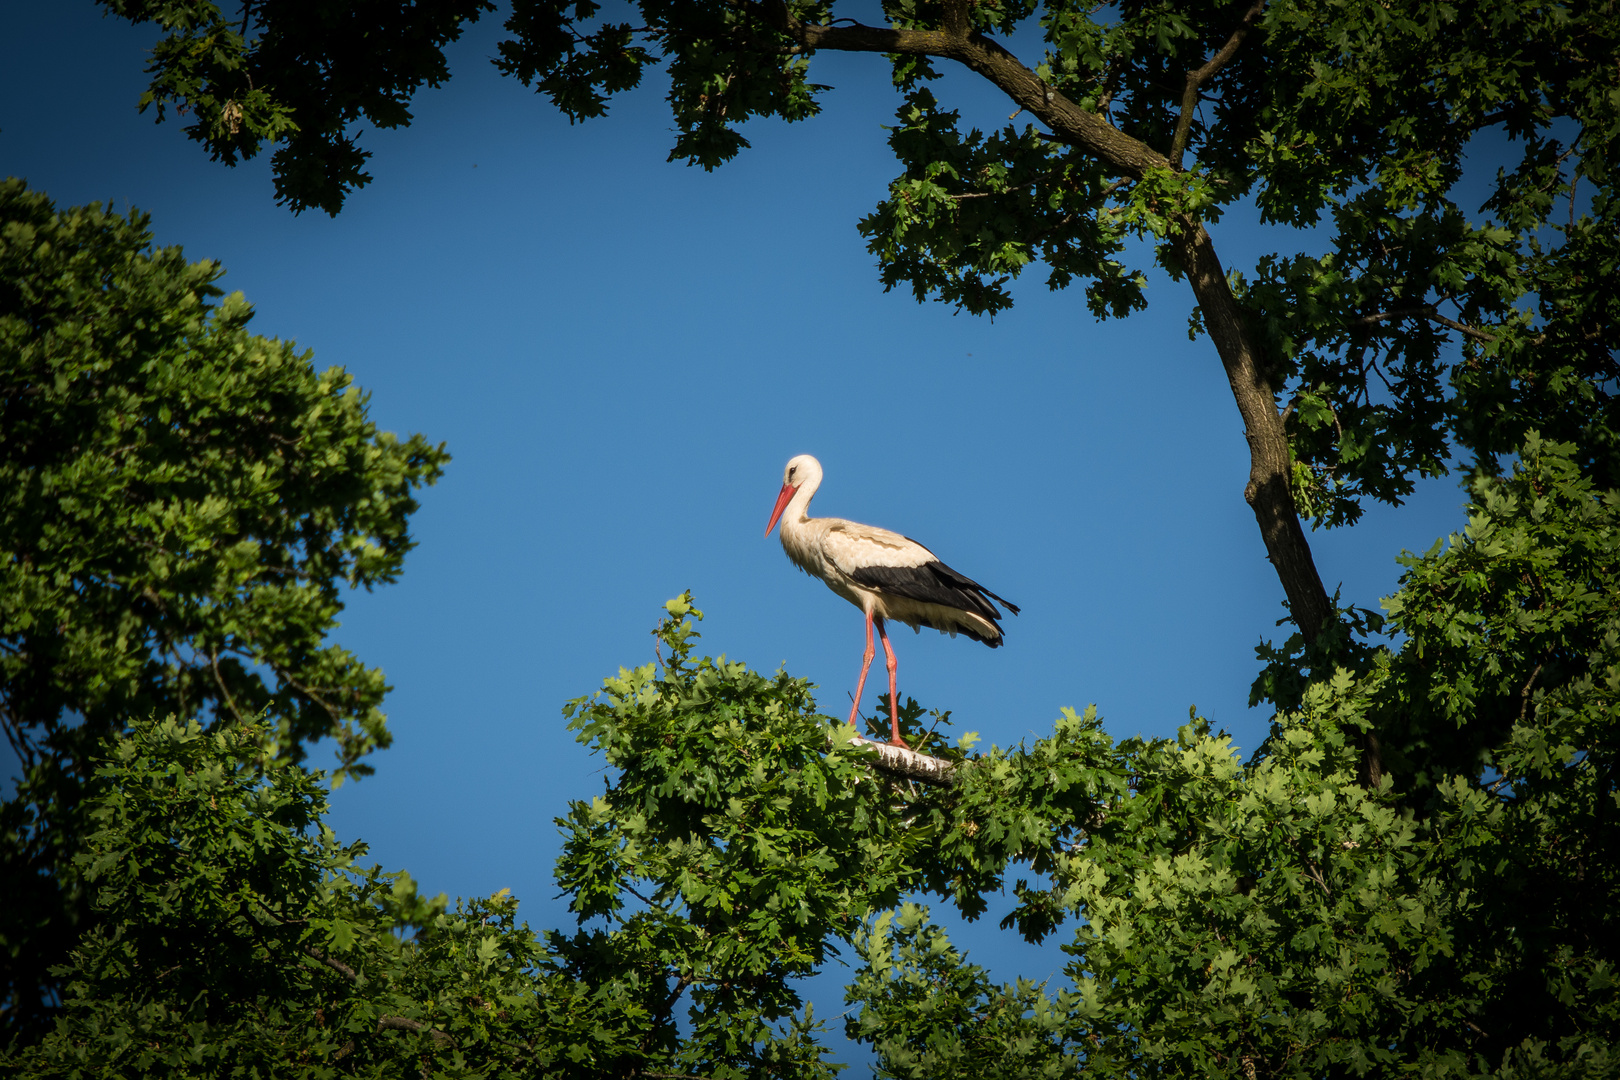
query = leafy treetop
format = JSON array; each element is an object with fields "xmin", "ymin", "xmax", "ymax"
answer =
[
  {"xmin": 18, "ymin": 447, "xmax": 1620, "ymax": 1076},
  {"xmin": 0, "ymin": 177, "xmax": 445, "ymax": 1038},
  {"xmin": 0, "ymin": 177, "xmax": 448, "ymax": 780}
]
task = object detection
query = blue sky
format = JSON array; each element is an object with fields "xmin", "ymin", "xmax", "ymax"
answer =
[{"xmin": 3, "ymin": 3, "xmax": 1472, "ymax": 1061}]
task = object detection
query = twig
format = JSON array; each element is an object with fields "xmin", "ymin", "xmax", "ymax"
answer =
[
  {"xmin": 0, "ymin": 706, "xmax": 38, "ymax": 770},
  {"xmin": 1426, "ymin": 310, "xmax": 1497, "ymax": 344},
  {"xmin": 279, "ymin": 670, "xmax": 344, "ymax": 722},
  {"xmin": 1349, "ymin": 306, "xmax": 1436, "ymax": 328},
  {"xmin": 1519, "ymin": 661, "xmax": 1544, "ymax": 720},
  {"xmin": 1170, "ymin": 0, "xmax": 1266, "ymax": 167},
  {"xmin": 209, "ymin": 648, "xmax": 247, "ymax": 724},
  {"xmin": 1300, "ymin": 857, "xmax": 1330, "ymax": 896},
  {"xmin": 254, "ymin": 903, "xmax": 454, "ymax": 1054},
  {"xmin": 378, "ymin": 1015, "xmax": 456, "ymax": 1046},
  {"xmin": 247, "ymin": 898, "xmax": 308, "ymax": 928},
  {"xmin": 251, "ymin": 902, "xmax": 363, "ymax": 983},
  {"xmin": 1365, "ymin": 352, "xmax": 1395, "ymax": 397},
  {"xmin": 1351, "ymin": 305, "xmax": 1498, "ymax": 344},
  {"xmin": 303, "ymin": 945, "xmax": 360, "ymax": 983},
  {"xmin": 1095, "ymin": 52, "xmax": 1127, "ymax": 117}
]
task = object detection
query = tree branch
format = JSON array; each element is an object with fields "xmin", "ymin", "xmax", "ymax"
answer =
[
  {"xmin": 0, "ymin": 703, "xmax": 39, "ymax": 770},
  {"xmin": 209, "ymin": 648, "xmax": 247, "ymax": 724},
  {"xmin": 1351, "ymin": 305, "xmax": 1498, "ymax": 343},
  {"xmin": 1427, "ymin": 310, "xmax": 1497, "ymax": 343},
  {"xmin": 1350, "ymin": 306, "xmax": 1436, "ymax": 328},
  {"xmin": 303, "ymin": 945, "xmax": 359, "ymax": 982},
  {"xmin": 278, "ymin": 669, "xmax": 344, "ymax": 722},
  {"xmin": 1171, "ymin": 0, "xmax": 1266, "ymax": 167},
  {"xmin": 251, "ymin": 902, "xmax": 453, "ymax": 1053},
  {"xmin": 248, "ymin": 899, "xmax": 363, "ymax": 985},
  {"xmin": 660, "ymin": 974, "xmax": 693, "ymax": 1019},
  {"xmin": 767, "ymin": 3, "xmax": 1331, "ymax": 640},
  {"xmin": 377, "ymin": 1014, "xmax": 456, "ymax": 1046},
  {"xmin": 847, "ymin": 735, "xmax": 957, "ymax": 787},
  {"xmin": 1169, "ymin": 221, "xmax": 1334, "ymax": 640},
  {"xmin": 762, "ymin": 2, "xmax": 1168, "ymax": 179},
  {"xmin": 1519, "ymin": 661, "xmax": 1545, "ymax": 720}
]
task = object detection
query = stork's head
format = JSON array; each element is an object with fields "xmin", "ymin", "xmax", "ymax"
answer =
[{"xmin": 766, "ymin": 454, "xmax": 821, "ymax": 536}]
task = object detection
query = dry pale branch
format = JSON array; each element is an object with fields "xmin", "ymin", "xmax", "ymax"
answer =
[{"xmin": 847, "ymin": 735, "xmax": 958, "ymax": 787}]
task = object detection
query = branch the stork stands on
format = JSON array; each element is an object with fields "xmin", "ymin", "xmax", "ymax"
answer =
[{"xmin": 764, "ymin": 454, "xmax": 1018, "ymax": 764}]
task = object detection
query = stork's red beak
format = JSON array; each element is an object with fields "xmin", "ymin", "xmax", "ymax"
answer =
[{"xmin": 765, "ymin": 482, "xmax": 798, "ymax": 537}]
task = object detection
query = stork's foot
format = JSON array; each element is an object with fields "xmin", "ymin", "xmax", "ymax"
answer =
[{"xmin": 888, "ymin": 733, "xmax": 911, "ymax": 750}]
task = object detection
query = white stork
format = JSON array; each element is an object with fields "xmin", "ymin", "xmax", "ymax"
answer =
[{"xmin": 764, "ymin": 454, "xmax": 1019, "ymax": 748}]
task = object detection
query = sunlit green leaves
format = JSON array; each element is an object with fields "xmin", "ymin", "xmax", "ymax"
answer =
[
  {"xmin": 859, "ymin": 88, "xmax": 1142, "ymax": 317},
  {"xmin": 11, "ymin": 715, "xmax": 649, "ymax": 1078},
  {"xmin": 0, "ymin": 179, "xmax": 445, "ymax": 1038},
  {"xmin": 553, "ymin": 594, "xmax": 900, "ymax": 1077},
  {"xmin": 1376, "ymin": 434, "xmax": 1620, "ymax": 789},
  {"xmin": 847, "ymin": 904, "xmax": 1080, "ymax": 1080},
  {"xmin": 0, "ymin": 180, "xmax": 446, "ymax": 777},
  {"xmin": 13, "ymin": 513, "xmax": 1620, "ymax": 1075},
  {"xmin": 843, "ymin": 441, "xmax": 1618, "ymax": 1079}
]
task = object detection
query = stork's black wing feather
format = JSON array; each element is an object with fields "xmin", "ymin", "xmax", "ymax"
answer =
[
  {"xmin": 848, "ymin": 556, "xmax": 1019, "ymax": 622},
  {"xmin": 925, "ymin": 558, "xmax": 1021, "ymax": 616}
]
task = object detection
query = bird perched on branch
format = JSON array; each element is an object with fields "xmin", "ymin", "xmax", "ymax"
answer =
[{"xmin": 764, "ymin": 454, "xmax": 1018, "ymax": 749}]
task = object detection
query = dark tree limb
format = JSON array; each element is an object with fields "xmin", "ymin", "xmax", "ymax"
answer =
[
  {"xmin": 377, "ymin": 1014, "xmax": 456, "ymax": 1046},
  {"xmin": 1519, "ymin": 661, "xmax": 1545, "ymax": 720},
  {"xmin": 1170, "ymin": 0, "xmax": 1266, "ymax": 167},
  {"xmin": 209, "ymin": 648, "xmax": 247, "ymax": 724},
  {"xmin": 1352, "ymin": 305, "xmax": 1498, "ymax": 343},
  {"xmin": 303, "ymin": 945, "xmax": 360, "ymax": 983},
  {"xmin": 1426, "ymin": 310, "xmax": 1497, "ymax": 344},
  {"xmin": 1169, "ymin": 221, "xmax": 1334, "ymax": 639},
  {"xmin": 760, "ymin": 4, "xmax": 1167, "ymax": 178}
]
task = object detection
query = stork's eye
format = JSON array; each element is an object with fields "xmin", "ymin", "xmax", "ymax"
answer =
[{"xmin": 789, "ymin": 467, "xmax": 797, "ymax": 479}]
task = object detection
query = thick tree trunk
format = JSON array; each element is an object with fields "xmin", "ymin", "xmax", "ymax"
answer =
[{"xmin": 1171, "ymin": 225, "xmax": 1335, "ymax": 639}]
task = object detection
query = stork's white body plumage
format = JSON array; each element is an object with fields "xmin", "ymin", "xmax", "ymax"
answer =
[{"xmin": 765, "ymin": 455, "xmax": 1018, "ymax": 747}]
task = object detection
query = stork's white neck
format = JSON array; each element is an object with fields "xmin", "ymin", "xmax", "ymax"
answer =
[{"xmin": 779, "ymin": 469, "xmax": 820, "ymax": 540}]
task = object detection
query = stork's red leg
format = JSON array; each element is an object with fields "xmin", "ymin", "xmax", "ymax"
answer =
[
  {"xmin": 849, "ymin": 608, "xmax": 877, "ymax": 728},
  {"xmin": 875, "ymin": 618, "xmax": 908, "ymax": 748}
]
